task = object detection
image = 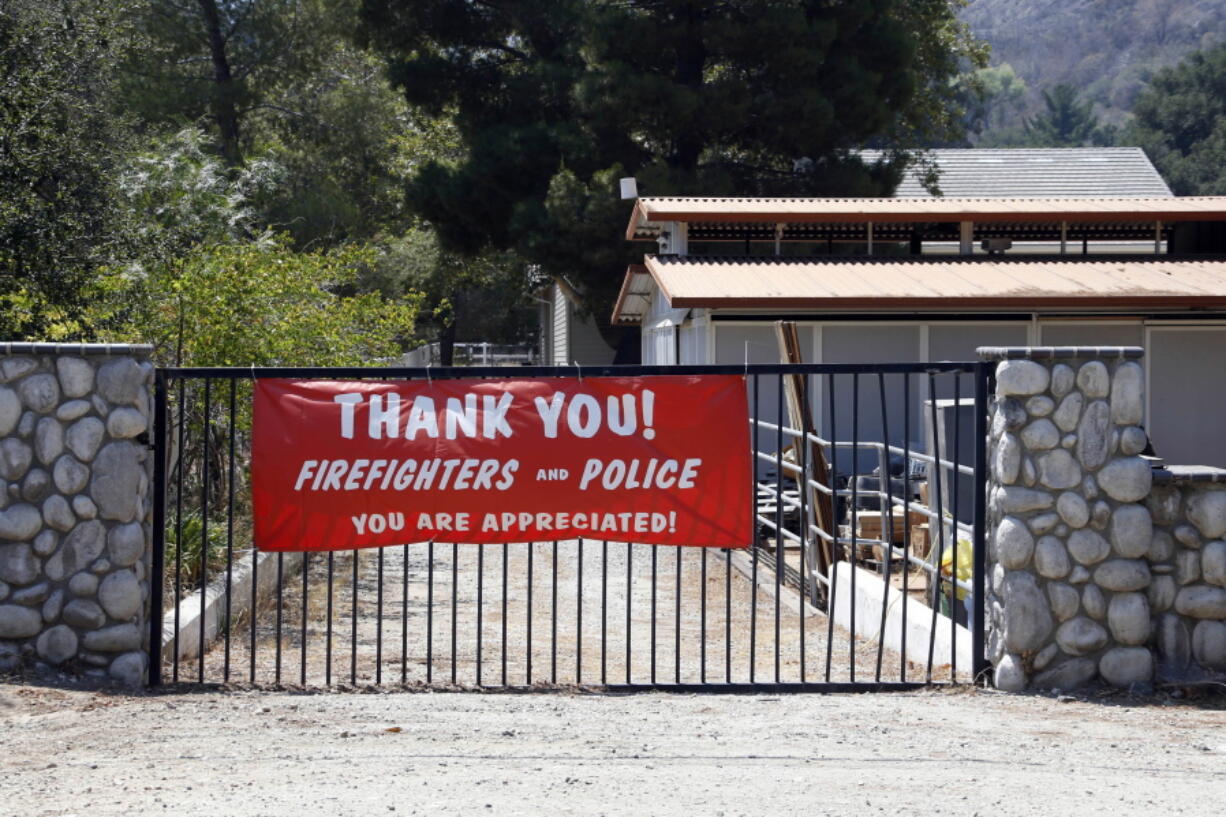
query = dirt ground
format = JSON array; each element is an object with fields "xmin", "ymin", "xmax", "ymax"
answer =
[{"xmin": 2, "ymin": 681, "xmax": 1225, "ymax": 817}]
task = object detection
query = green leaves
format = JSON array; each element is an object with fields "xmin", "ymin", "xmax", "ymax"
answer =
[
  {"xmin": 1023, "ymin": 84, "xmax": 1113, "ymax": 148},
  {"xmin": 362, "ymin": 0, "xmax": 988, "ymax": 319},
  {"xmin": 0, "ymin": 0, "xmax": 139, "ymax": 339},
  {"xmin": 1130, "ymin": 44, "xmax": 1226, "ymax": 195},
  {"xmin": 93, "ymin": 237, "xmax": 421, "ymax": 367}
]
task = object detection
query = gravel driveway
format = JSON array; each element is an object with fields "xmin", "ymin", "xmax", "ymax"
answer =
[
  {"xmin": 1, "ymin": 682, "xmax": 1224, "ymax": 816},
  {"xmin": 171, "ymin": 539, "xmax": 947, "ymax": 689}
]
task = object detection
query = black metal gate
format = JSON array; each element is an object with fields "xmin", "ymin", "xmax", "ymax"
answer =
[{"xmin": 149, "ymin": 362, "xmax": 990, "ymax": 691}]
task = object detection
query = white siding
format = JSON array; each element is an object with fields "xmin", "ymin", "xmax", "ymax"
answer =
[
  {"xmin": 1147, "ymin": 326, "xmax": 1226, "ymax": 467},
  {"xmin": 1038, "ymin": 321, "xmax": 1144, "ymax": 347},
  {"xmin": 550, "ymin": 283, "xmax": 569, "ymax": 365},
  {"xmin": 642, "ymin": 288, "xmax": 681, "ymax": 365},
  {"xmin": 677, "ymin": 312, "xmax": 711, "ymax": 364}
]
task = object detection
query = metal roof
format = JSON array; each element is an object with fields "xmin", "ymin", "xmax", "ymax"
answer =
[
  {"xmin": 626, "ymin": 196, "xmax": 1226, "ymax": 239},
  {"xmin": 857, "ymin": 148, "xmax": 1174, "ymax": 199},
  {"xmin": 611, "ymin": 264, "xmax": 652, "ymax": 325},
  {"xmin": 611, "ymin": 255, "xmax": 1226, "ymax": 321}
]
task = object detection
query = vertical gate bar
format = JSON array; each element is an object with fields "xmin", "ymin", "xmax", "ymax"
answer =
[
  {"xmin": 774, "ymin": 373, "xmax": 783, "ymax": 684},
  {"xmin": 798, "ymin": 412, "xmax": 807, "ymax": 684},
  {"xmin": 823, "ymin": 373, "xmax": 838, "ymax": 683},
  {"xmin": 477, "ymin": 543, "xmax": 484, "ymax": 686},
  {"xmin": 951, "ymin": 373, "xmax": 962, "ymax": 681},
  {"xmin": 451, "ymin": 542, "xmax": 458, "ymax": 686},
  {"xmin": 501, "ymin": 542, "xmax": 508, "ymax": 686},
  {"xmin": 675, "ymin": 545, "xmax": 682, "ymax": 683},
  {"xmin": 902, "ymin": 372, "xmax": 912, "ymax": 677},
  {"xmin": 275, "ymin": 552, "xmax": 283, "ymax": 685},
  {"xmin": 601, "ymin": 539, "xmax": 607, "ymax": 684},
  {"xmin": 849, "ymin": 373, "xmax": 859, "ymax": 683},
  {"xmin": 301, "ymin": 554, "xmax": 309, "ymax": 685},
  {"xmin": 248, "ymin": 471, "xmax": 257, "ymax": 685},
  {"xmin": 750, "ymin": 373, "xmax": 759, "ymax": 683},
  {"xmin": 926, "ymin": 373, "xmax": 946, "ymax": 683},
  {"xmin": 972, "ymin": 363, "xmax": 989, "ymax": 682},
  {"xmin": 576, "ymin": 538, "xmax": 583, "ymax": 684},
  {"xmin": 325, "ymin": 551, "xmax": 334, "ymax": 686},
  {"xmin": 715, "ymin": 547, "xmax": 725, "ymax": 682},
  {"xmin": 551, "ymin": 540, "xmax": 558, "ymax": 684},
  {"xmin": 199, "ymin": 379, "xmax": 210, "ymax": 684},
  {"xmin": 650, "ymin": 544, "xmax": 657, "ymax": 683},
  {"xmin": 527, "ymin": 542, "xmax": 534, "ymax": 684},
  {"xmin": 148, "ymin": 370, "xmax": 168, "ymax": 687},
  {"xmin": 401, "ymin": 545, "xmax": 409, "ymax": 685},
  {"xmin": 377, "ymin": 547, "xmax": 385, "ymax": 685},
  {"xmin": 625, "ymin": 542, "xmax": 632, "ymax": 684},
  {"xmin": 427, "ymin": 541, "xmax": 434, "ymax": 684},
  {"xmin": 173, "ymin": 378, "xmax": 185, "ymax": 683},
  {"xmin": 224, "ymin": 378, "xmax": 237, "ymax": 683},
  {"xmin": 700, "ymin": 547, "xmax": 707, "ymax": 684},
  {"xmin": 901, "ymin": 374, "xmax": 911, "ymax": 682},
  {"xmin": 350, "ymin": 549, "xmax": 358, "ymax": 685},
  {"xmin": 875, "ymin": 373, "xmax": 897, "ymax": 683}
]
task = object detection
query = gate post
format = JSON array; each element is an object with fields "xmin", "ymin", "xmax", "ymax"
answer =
[
  {"xmin": 148, "ymin": 369, "xmax": 167, "ymax": 685},
  {"xmin": 977, "ymin": 346, "xmax": 1153, "ymax": 692},
  {"xmin": 0, "ymin": 344, "xmax": 155, "ymax": 685},
  {"xmin": 971, "ymin": 361, "xmax": 990, "ymax": 682}
]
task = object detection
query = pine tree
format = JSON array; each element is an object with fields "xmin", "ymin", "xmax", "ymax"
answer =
[
  {"xmin": 1023, "ymin": 84, "xmax": 1110, "ymax": 147},
  {"xmin": 359, "ymin": 0, "xmax": 987, "ymax": 321}
]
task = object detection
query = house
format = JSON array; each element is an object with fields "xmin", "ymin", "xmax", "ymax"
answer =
[
  {"xmin": 543, "ymin": 147, "xmax": 1176, "ymax": 366},
  {"xmin": 611, "ymin": 194, "xmax": 1226, "ymax": 467},
  {"xmin": 857, "ymin": 147, "xmax": 1172, "ymax": 199},
  {"xmin": 537, "ymin": 277, "xmax": 620, "ymax": 367}
]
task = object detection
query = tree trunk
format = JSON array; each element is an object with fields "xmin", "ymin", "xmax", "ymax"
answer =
[
  {"xmin": 669, "ymin": 3, "xmax": 706, "ymax": 174},
  {"xmin": 197, "ymin": 0, "xmax": 242, "ymax": 165},
  {"xmin": 439, "ymin": 320, "xmax": 456, "ymax": 366}
]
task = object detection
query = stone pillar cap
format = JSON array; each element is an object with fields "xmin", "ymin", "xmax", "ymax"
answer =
[{"xmin": 977, "ymin": 346, "xmax": 1144, "ymax": 361}]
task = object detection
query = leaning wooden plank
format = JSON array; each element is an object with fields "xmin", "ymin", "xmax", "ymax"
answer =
[{"xmin": 774, "ymin": 320, "xmax": 835, "ymax": 587}]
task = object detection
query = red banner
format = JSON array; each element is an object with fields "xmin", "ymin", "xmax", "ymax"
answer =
[{"xmin": 252, "ymin": 375, "xmax": 751, "ymax": 551}]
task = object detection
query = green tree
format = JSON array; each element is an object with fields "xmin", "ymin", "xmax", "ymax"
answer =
[
  {"xmin": 362, "ymin": 229, "xmax": 537, "ymax": 362},
  {"xmin": 1130, "ymin": 43, "xmax": 1226, "ymax": 195},
  {"xmin": 93, "ymin": 237, "xmax": 420, "ymax": 366},
  {"xmin": 120, "ymin": 0, "xmax": 419, "ymax": 247},
  {"xmin": 92, "ymin": 128, "xmax": 420, "ymax": 366},
  {"xmin": 1022, "ymin": 84, "xmax": 1114, "ymax": 147},
  {"xmin": 0, "ymin": 0, "xmax": 138, "ymax": 339},
  {"xmin": 359, "ymin": 0, "xmax": 987, "ymax": 321},
  {"xmin": 960, "ymin": 63, "xmax": 1028, "ymax": 139},
  {"xmin": 120, "ymin": 0, "xmax": 338, "ymax": 165}
]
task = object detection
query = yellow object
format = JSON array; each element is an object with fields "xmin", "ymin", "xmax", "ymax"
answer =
[{"xmin": 939, "ymin": 538, "xmax": 973, "ymax": 600}]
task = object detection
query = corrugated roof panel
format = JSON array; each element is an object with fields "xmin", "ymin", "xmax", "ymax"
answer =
[
  {"xmin": 627, "ymin": 196, "xmax": 1226, "ymax": 236},
  {"xmin": 630, "ymin": 255, "xmax": 1226, "ymax": 313}
]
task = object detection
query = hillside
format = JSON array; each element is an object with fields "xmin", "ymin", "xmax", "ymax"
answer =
[{"xmin": 962, "ymin": 0, "xmax": 1226, "ymax": 127}]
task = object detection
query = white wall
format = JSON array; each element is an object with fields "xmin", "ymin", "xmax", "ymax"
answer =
[
  {"xmin": 1147, "ymin": 326, "xmax": 1226, "ymax": 466},
  {"xmin": 547, "ymin": 282, "xmax": 616, "ymax": 366},
  {"xmin": 676, "ymin": 315, "xmax": 1226, "ymax": 470},
  {"xmin": 550, "ymin": 283, "xmax": 569, "ymax": 365}
]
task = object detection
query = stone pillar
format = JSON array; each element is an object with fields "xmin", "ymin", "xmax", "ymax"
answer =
[
  {"xmin": 0, "ymin": 344, "xmax": 154, "ymax": 685},
  {"xmin": 1147, "ymin": 469, "xmax": 1226, "ymax": 679},
  {"xmin": 979, "ymin": 346, "xmax": 1155, "ymax": 692}
]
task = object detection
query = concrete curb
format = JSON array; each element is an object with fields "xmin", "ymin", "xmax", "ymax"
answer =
[
  {"xmin": 830, "ymin": 562, "xmax": 973, "ymax": 671},
  {"xmin": 160, "ymin": 549, "xmax": 304, "ymax": 661}
]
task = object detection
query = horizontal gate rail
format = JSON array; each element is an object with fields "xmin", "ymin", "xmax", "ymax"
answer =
[{"xmin": 150, "ymin": 362, "xmax": 989, "ymax": 691}]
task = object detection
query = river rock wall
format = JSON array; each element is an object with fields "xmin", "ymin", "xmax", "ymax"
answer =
[
  {"xmin": 0, "ymin": 344, "xmax": 153, "ymax": 685},
  {"xmin": 981, "ymin": 346, "xmax": 1226, "ymax": 691}
]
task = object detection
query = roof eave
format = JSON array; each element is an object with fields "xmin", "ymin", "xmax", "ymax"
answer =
[{"xmin": 667, "ymin": 296, "xmax": 1226, "ymax": 311}]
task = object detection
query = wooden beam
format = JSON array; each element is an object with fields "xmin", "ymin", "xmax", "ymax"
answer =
[{"xmin": 774, "ymin": 321, "xmax": 835, "ymax": 595}]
